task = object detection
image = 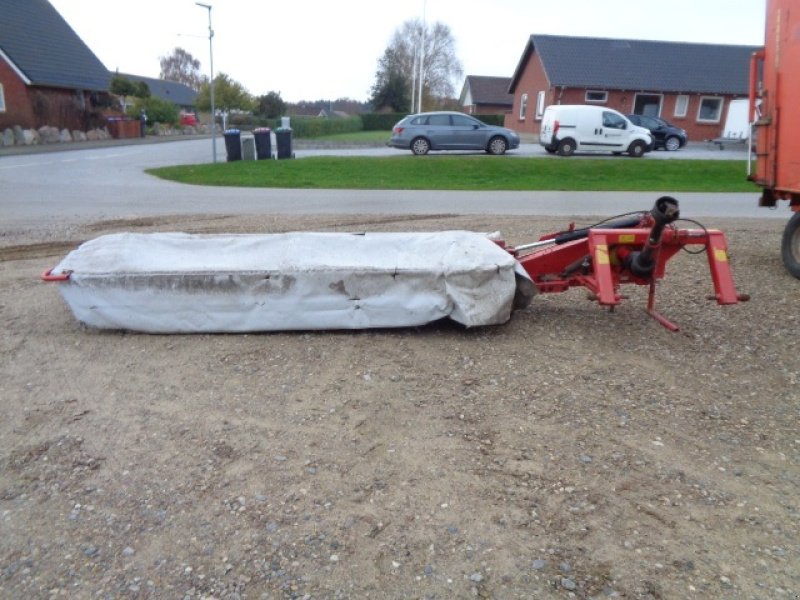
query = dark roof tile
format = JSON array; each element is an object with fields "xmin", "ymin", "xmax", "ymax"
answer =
[
  {"xmin": 0, "ymin": 0, "xmax": 110, "ymax": 91},
  {"xmin": 512, "ymin": 34, "xmax": 758, "ymax": 95},
  {"xmin": 463, "ymin": 75, "xmax": 513, "ymax": 106}
]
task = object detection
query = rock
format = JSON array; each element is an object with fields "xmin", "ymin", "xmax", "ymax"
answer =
[
  {"xmin": 38, "ymin": 126, "xmax": 60, "ymax": 144},
  {"xmin": 559, "ymin": 561, "xmax": 572, "ymax": 573},
  {"xmin": 72, "ymin": 130, "xmax": 87, "ymax": 142},
  {"xmin": 579, "ymin": 454, "xmax": 592, "ymax": 464},
  {"xmin": 470, "ymin": 572, "xmax": 483, "ymax": 583},
  {"xmin": 1, "ymin": 128, "xmax": 14, "ymax": 147},
  {"xmin": 560, "ymin": 577, "xmax": 576, "ymax": 591},
  {"xmin": 22, "ymin": 129, "xmax": 37, "ymax": 145},
  {"xmin": 532, "ymin": 559, "xmax": 547, "ymax": 570},
  {"xmin": 122, "ymin": 547, "xmax": 135, "ymax": 556},
  {"xmin": 86, "ymin": 129, "xmax": 100, "ymax": 141},
  {"xmin": 13, "ymin": 125, "xmax": 25, "ymax": 144},
  {"xmin": 59, "ymin": 128, "xmax": 72, "ymax": 143}
]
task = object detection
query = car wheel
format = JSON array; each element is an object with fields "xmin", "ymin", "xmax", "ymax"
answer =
[
  {"xmin": 487, "ymin": 136, "xmax": 507, "ymax": 155},
  {"xmin": 627, "ymin": 141, "xmax": 646, "ymax": 158},
  {"xmin": 664, "ymin": 136, "xmax": 681, "ymax": 151},
  {"xmin": 411, "ymin": 137, "xmax": 430, "ymax": 155},
  {"xmin": 557, "ymin": 138, "xmax": 576, "ymax": 157},
  {"xmin": 781, "ymin": 211, "xmax": 800, "ymax": 279}
]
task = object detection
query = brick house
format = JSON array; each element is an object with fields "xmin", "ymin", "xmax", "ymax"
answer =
[
  {"xmin": 459, "ymin": 76, "xmax": 513, "ymax": 115},
  {"xmin": 0, "ymin": 0, "xmax": 111, "ymax": 131},
  {"xmin": 504, "ymin": 34, "xmax": 758, "ymax": 142}
]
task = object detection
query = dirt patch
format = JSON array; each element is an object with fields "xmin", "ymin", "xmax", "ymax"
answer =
[{"xmin": 0, "ymin": 213, "xmax": 797, "ymax": 599}]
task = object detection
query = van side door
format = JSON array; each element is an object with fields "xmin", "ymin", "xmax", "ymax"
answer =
[{"xmin": 598, "ymin": 111, "xmax": 628, "ymax": 150}]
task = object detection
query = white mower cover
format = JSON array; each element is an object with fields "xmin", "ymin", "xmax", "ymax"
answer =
[{"xmin": 50, "ymin": 231, "xmax": 530, "ymax": 333}]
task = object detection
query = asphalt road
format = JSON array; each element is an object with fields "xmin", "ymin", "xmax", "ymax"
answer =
[{"xmin": 0, "ymin": 137, "xmax": 788, "ymax": 229}]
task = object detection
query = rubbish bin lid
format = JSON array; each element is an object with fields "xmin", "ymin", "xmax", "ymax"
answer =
[
  {"xmin": 254, "ymin": 127, "xmax": 271, "ymax": 133},
  {"xmin": 276, "ymin": 127, "xmax": 292, "ymax": 132},
  {"xmin": 224, "ymin": 128, "xmax": 240, "ymax": 134}
]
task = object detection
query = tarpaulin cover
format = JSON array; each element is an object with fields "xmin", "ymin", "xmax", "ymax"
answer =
[{"xmin": 49, "ymin": 231, "xmax": 530, "ymax": 333}]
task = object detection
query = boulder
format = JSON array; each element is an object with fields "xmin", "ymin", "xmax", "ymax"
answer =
[
  {"xmin": 38, "ymin": 126, "xmax": 60, "ymax": 144},
  {"xmin": 1, "ymin": 128, "xmax": 14, "ymax": 147},
  {"xmin": 59, "ymin": 128, "xmax": 73, "ymax": 143},
  {"xmin": 86, "ymin": 129, "xmax": 100, "ymax": 141},
  {"xmin": 13, "ymin": 125, "xmax": 25, "ymax": 144},
  {"xmin": 22, "ymin": 129, "xmax": 37, "ymax": 145},
  {"xmin": 72, "ymin": 130, "xmax": 87, "ymax": 142}
]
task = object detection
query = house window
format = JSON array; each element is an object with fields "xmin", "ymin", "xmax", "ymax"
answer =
[
  {"xmin": 519, "ymin": 93, "xmax": 528, "ymax": 120},
  {"xmin": 0, "ymin": 83, "xmax": 5, "ymax": 112},
  {"xmin": 535, "ymin": 91, "xmax": 546, "ymax": 120},
  {"xmin": 698, "ymin": 97, "xmax": 723, "ymax": 122},
  {"xmin": 633, "ymin": 93, "xmax": 663, "ymax": 117},
  {"xmin": 674, "ymin": 94, "xmax": 689, "ymax": 118},
  {"xmin": 585, "ymin": 90, "xmax": 608, "ymax": 103}
]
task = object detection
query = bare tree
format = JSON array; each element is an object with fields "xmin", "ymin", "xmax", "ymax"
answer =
[
  {"xmin": 370, "ymin": 19, "xmax": 463, "ymax": 111},
  {"xmin": 159, "ymin": 47, "xmax": 204, "ymax": 91}
]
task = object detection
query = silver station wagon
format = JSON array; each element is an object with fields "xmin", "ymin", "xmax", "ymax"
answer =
[{"xmin": 389, "ymin": 111, "xmax": 520, "ymax": 156}]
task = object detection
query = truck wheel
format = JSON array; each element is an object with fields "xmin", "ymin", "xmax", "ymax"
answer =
[
  {"xmin": 557, "ymin": 138, "xmax": 576, "ymax": 156},
  {"xmin": 781, "ymin": 211, "xmax": 800, "ymax": 279},
  {"xmin": 627, "ymin": 141, "xmax": 646, "ymax": 157}
]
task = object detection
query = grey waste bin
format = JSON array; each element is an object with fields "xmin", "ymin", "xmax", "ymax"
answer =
[
  {"xmin": 242, "ymin": 135, "xmax": 255, "ymax": 160},
  {"xmin": 224, "ymin": 129, "xmax": 242, "ymax": 162},
  {"xmin": 275, "ymin": 127, "xmax": 294, "ymax": 159},
  {"xmin": 253, "ymin": 127, "xmax": 272, "ymax": 159}
]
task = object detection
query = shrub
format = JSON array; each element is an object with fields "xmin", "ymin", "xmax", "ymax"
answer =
[
  {"xmin": 127, "ymin": 97, "xmax": 179, "ymax": 125},
  {"xmin": 361, "ymin": 113, "xmax": 405, "ymax": 131}
]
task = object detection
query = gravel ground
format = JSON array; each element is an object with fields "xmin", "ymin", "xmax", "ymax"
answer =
[{"xmin": 0, "ymin": 211, "xmax": 797, "ymax": 599}]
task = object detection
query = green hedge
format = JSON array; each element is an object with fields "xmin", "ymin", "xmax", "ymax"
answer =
[
  {"xmin": 361, "ymin": 113, "xmax": 405, "ymax": 131},
  {"xmin": 226, "ymin": 114, "xmax": 363, "ymax": 138},
  {"xmin": 473, "ymin": 114, "xmax": 506, "ymax": 126}
]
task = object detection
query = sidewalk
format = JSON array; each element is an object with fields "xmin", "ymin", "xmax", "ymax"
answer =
[{"xmin": 0, "ymin": 133, "xmax": 215, "ymax": 157}]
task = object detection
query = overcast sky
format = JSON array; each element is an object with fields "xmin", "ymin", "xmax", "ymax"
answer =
[{"xmin": 48, "ymin": 0, "xmax": 767, "ymax": 102}]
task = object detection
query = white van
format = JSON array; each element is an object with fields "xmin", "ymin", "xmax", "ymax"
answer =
[{"xmin": 539, "ymin": 105, "xmax": 653, "ymax": 157}]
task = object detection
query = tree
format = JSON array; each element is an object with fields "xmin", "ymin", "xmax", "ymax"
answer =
[
  {"xmin": 196, "ymin": 73, "xmax": 255, "ymax": 113},
  {"xmin": 159, "ymin": 47, "xmax": 204, "ymax": 91},
  {"xmin": 370, "ymin": 19, "xmax": 463, "ymax": 112},
  {"xmin": 256, "ymin": 91, "xmax": 286, "ymax": 118},
  {"xmin": 110, "ymin": 75, "xmax": 137, "ymax": 98}
]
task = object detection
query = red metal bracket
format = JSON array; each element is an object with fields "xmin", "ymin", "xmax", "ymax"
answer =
[{"xmin": 41, "ymin": 268, "xmax": 71, "ymax": 282}]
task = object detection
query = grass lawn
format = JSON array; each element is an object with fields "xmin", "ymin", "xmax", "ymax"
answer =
[
  {"xmin": 148, "ymin": 156, "xmax": 758, "ymax": 193},
  {"xmin": 305, "ymin": 130, "xmax": 391, "ymax": 144}
]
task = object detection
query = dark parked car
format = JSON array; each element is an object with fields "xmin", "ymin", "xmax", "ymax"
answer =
[
  {"xmin": 626, "ymin": 115, "xmax": 687, "ymax": 151},
  {"xmin": 389, "ymin": 111, "xmax": 520, "ymax": 155}
]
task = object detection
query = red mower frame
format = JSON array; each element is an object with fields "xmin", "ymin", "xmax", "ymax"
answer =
[{"xmin": 502, "ymin": 197, "xmax": 749, "ymax": 331}]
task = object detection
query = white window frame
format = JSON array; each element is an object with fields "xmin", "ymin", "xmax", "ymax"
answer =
[
  {"xmin": 535, "ymin": 91, "xmax": 546, "ymax": 120},
  {"xmin": 633, "ymin": 92, "xmax": 663, "ymax": 117},
  {"xmin": 519, "ymin": 93, "xmax": 528, "ymax": 120},
  {"xmin": 697, "ymin": 96, "xmax": 724, "ymax": 123},
  {"xmin": 585, "ymin": 90, "xmax": 608, "ymax": 103},
  {"xmin": 674, "ymin": 94, "xmax": 689, "ymax": 118},
  {"xmin": 0, "ymin": 83, "xmax": 5, "ymax": 112}
]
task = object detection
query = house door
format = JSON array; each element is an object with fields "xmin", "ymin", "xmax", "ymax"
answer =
[{"xmin": 633, "ymin": 94, "xmax": 662, "ymax": 117}]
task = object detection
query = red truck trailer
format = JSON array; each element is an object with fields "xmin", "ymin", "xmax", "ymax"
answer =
[{"xmin": 749, "ymin": 0, "xmax": 800, "ymax": 278}]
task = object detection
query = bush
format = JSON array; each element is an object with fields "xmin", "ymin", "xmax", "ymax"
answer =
[
  {"xmin": 127, "ymin": 97, "xmax": 179, "ymax": 125},
  {"xmin": 473, "ymin": 114, "xmax": 506, "ymax": 126},
  {"xmin": 361, "ymin": 113, "xmax": 405, "ymax": 131}
]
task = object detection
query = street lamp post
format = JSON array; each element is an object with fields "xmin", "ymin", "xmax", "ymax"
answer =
[
  {"xmin": 196, "ymin": 2, "xmax": 216, "ymax": 163},
  {"xmin": 417, "ymin": 0, "xmax": 426, "ymax": 113}
]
